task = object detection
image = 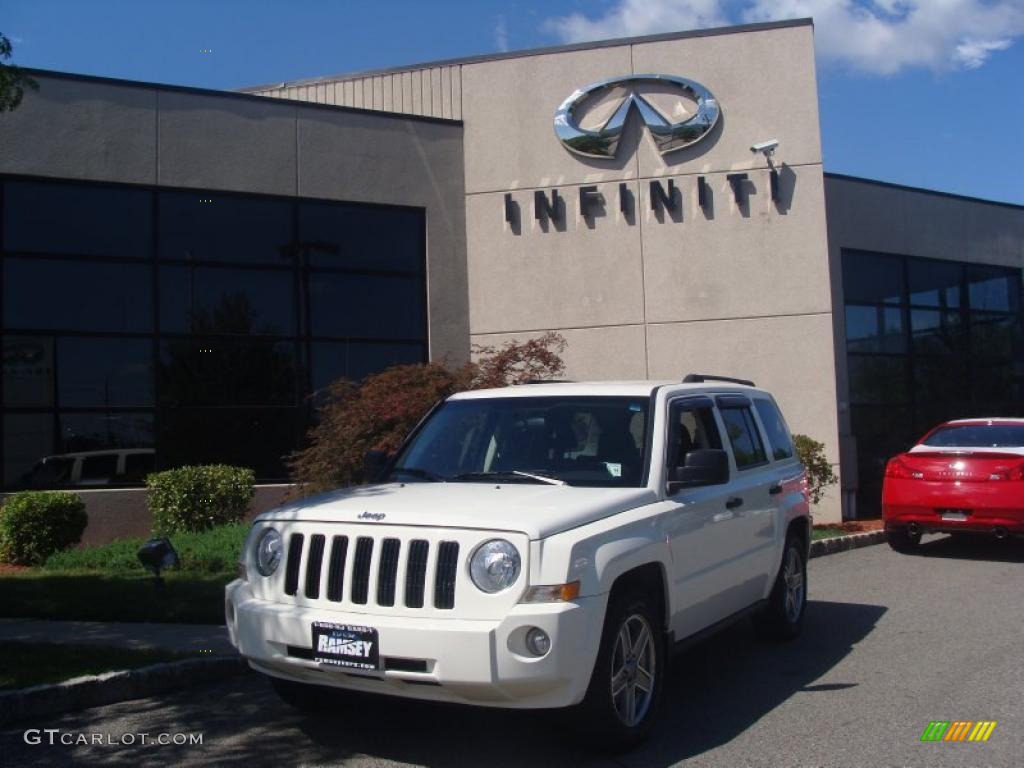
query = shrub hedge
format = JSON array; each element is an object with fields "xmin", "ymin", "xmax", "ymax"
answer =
[
  {"xmin": 147, "ymin": 465, "xmax": 254, "ymax": 535},
  {"xmin": 0, "ymin": 491, "xmax": 87, "ymax": 566}
]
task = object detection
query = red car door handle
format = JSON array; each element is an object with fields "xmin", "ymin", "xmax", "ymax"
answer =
[
  {"xmin": 769, "ymin": 483, "xmax": 783, "ymax": 495},
  {"xmin": 726, "ymin": 497, "xmax": 744, "ymax": 510}
]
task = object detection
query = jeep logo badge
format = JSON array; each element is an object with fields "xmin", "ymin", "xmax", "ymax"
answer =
[
  {"xmin": 357, "ymin": 511, "xmax": 385, "ymax": 521},
  {"xmin": 554, "ymin": 74, "xmax": 720, "ymax": 159}
]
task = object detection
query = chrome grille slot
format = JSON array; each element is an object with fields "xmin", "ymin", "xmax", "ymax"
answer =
[
  {"xmin": 376, "ymin": 538, "xmax": 401, "ymax": 606},
  {"xmin": 283, "ymin": 533, "xmax": 304, "ymax": 596},
  {"xmin": 351, "ymin": 537, "xmax": 374, "ymax": 604},
  {"xmin": 434, "ymin": 541, "xmax": 459, "ymax": 610},
  {"xmin": 304, "ymin": 534, "xmax": 326, "ymax": 599},
  {"xmin": 404, "ymin": 539, "xmax": 429, "ymax": 608},
  {"xmin": 325, "ymin": 535, "xmax": 349, "ymax": 602}
]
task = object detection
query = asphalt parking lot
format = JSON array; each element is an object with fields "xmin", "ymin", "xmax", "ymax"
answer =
[{"xmin": 3, "ymin": 535, "xmax": 1023, "ymax": 768}]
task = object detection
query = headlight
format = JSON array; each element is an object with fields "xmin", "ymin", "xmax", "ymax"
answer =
[
  {"xmin": 254, "ymin": 528, "xmax": 283, "ymax": 577},
  {"xmin": 469, "ymin": 539, "xmax": 521, "ymax": 593}
]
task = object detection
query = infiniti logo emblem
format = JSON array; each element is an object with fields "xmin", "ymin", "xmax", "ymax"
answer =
[
  {"xmin": 358, "ymin": 512, "xmax": 385, "ymax": 521},
  {"xmin": 554, "ymin": 74, "xmax": 720, "ymax": 159}
]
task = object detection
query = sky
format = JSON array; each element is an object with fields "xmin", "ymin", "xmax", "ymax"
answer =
[{"xmin": 3, "ymin": 0, "xmax": 1023, "ymax": 205}]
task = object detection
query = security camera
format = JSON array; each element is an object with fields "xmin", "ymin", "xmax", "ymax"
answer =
[{"xmin": 750, "ymin": 139, "xmax": 779, "ymax": 154}]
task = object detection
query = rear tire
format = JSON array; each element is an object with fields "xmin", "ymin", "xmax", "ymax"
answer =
[
  {"xmin": 887, "ymin": 528, "xmax": 921, "ymax": 553},
  {"xmin": 575, "ymin": 590, "xmax": 665, "ymax": 752},
  {"xmin": 270, "ymin": 676, "xmax": 338, "ymax": 712},
  {"xmin": 755, "ymin": 534, "xmax": 807, "ymax": 641}
]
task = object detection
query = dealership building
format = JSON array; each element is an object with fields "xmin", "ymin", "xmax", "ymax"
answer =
[{"xmin": 0, "ymin": 18, "xmax": 1021, "ymax": 525}]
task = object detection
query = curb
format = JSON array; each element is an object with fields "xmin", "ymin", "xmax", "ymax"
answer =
[
  {"xmin": 809, "ymin": 530, "xmax": 887, "ymax": 559},
  {"xmin": 0, "ymin": 655, "xmax": 247, "ymax": 726}
]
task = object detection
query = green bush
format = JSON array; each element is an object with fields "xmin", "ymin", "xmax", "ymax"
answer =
[
  {"xmin": 0, "ymin": 491, "xmax": 87, "ymax": 566},
  {"xmin": 44, "ymin": 522, "xmax": 249, "ymax": 575},
  {"xmin": 793, "ymin": 434, "xmax": 839, "ymax": 506},
  {"xmin": 147, "ymin": 465, "xmax": 255, "ymax": 535}
]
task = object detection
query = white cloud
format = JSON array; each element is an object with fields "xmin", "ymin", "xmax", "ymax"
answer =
[
  {"xmin": 495, "ymin": 15, "xmax": 510, "ymax": 53},
  {"xmin": 543, "ymin": 1, "xmax": 1024, "ymax": 75}
]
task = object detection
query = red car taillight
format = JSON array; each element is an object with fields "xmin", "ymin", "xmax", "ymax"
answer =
[{"xmin": 884, "ymin": 455, "xmax": 921, "ymax": 480}]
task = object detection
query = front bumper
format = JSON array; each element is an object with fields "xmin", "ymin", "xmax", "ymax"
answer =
[{"xmin": 225, "ymin": 579, "xmax": 606, "ymax": 709}]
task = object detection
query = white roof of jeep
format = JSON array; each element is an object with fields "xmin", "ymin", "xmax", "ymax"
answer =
[{"xmin": 450, "ymin": 380, "xmax": 761, "ymax": 400}]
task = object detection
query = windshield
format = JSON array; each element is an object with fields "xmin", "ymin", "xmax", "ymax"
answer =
[
  {"xmin": 389, "ymin": 396, "xmax": 651, "ymax": 487},
  {"xmin": 922, "ymin": 424, "xmax": 1024, "ymax": 448}
]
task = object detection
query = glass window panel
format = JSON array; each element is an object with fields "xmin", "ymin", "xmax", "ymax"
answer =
[
  {"xmin": 158, "ymin": 338, "xmax": 296, "ymax": 406},
  {"xmin": 850, "ymin": 405, "xmax": 915, "ymax": 516},
  {"xmin": 159, "ymin": 266, "xmax": 295, "ymax": 335},
  {"xmin": 718, "ymin": 407, "xmax": 767, "ymax": 469},
  {"xmin": 844, "ymin": 305, "xmax": 905, "ymax": 353},
  {"xmin": 3, "ymin": 335, "xmax": 56, "ymax": 407},
  {"xmin": 3, "ymin": 258, "xmax": 152, "ymax": 332},
  {"xmin": 969, "ymin": 314, "xmax": 1019, "ymax": 358},
  {"xmin": 58, "ymin": 337, "xmax": 153, "ymax": 407},
  {"xmin": 841, "ymin": 250, "xmax": 903, "ymax": 305},
  {"xmin": 57, "ymin": 413, "xmax": 154, "ymax": 456},
  {"xmin": 970, "ymin": 362, "xmax": 1018, "ymax": 406},
  {"xmin": 3, "ymin": 180, "xmax": 152, "ymax": 258},
  {"xmin": 968, "ymin": 265, "xmax": 1020, "ymax": 312},
  {"xmin": 911, "ymin": 357, "xmax": 969, "ymax": 409},
  {"xmin": 308, "ymin": 273, "xmax": 424, "ymax": 339},
  {"xmin": 753, "ymin": 398, "xmax": 795, "ymax": 460},
  {"xmin": 910, "ymin": 309, "xmax": 965, "ymax": 354},
  {"xmin": 311, "ymin": 341, "xmax": 426, "ymax": 392},
  {"xmin": 908, "ymin": 259, "xmax": 962, "ymax": 308},
  {"xmin": 158, "ymin": 191, "xmax": 294, "ymax": 264},
  {"xmin": 4, "ymin": 413, "xmax": 55, "ymax": 488},
  {"xmin": 298, "ymin": 202, "xmax": 424, "ymax": 272},
  {"xmin": 157, "ymin": 407, "xmax": 298, "ymax": 479},
  {"xmin": 847, "ymin": 355, "xmax": 908, "ymax": 405}
]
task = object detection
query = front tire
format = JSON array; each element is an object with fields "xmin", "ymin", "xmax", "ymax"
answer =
[
  {"xmin": 756, "ymin": 534, "xmax": 807, "ymax": 641},
  {"xmin": 575, "ymin": 590, "xmax": 665, "ymax": 751}
]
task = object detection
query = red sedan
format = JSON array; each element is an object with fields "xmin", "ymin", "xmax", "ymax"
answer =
[{"xmin": 882, "ymin": 418, "xmax": 1024, "ymax": 552}]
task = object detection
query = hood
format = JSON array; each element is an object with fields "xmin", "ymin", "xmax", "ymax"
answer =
[{"xmin": 255, "ymin": 482, "xmax": 657, "ymax": 540}]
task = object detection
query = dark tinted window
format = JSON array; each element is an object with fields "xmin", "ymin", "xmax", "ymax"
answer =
[
  {"xmin": 299, "ymin": 202, "xmax": 423, "ymax": 272},
  {"xmin": 158, "ymin": 191, "xmax": 294, "ymax": 264},
  {"xmin": 158, "ymin": 338, "xmax": 296, "ymax": 406},
  {"xmin": 845, "ymin": 305, "xmax": 904, "ymax": 353},
  {"xmin": 666, "ymin": 400, "xmax": 722, "ymax": 469},
  {"xmin": 923, "ymin": 424, "xmax": 1024, "ymax": 448},
  {"xmin": 908, "ymin": 259, "xmax": 962, "ymax": 307},
  {"xmin": 719, "ymin": 407, "xmax": 767, "ymax": 469},
  {"xmin": 754, "ymin": 399, "xmax": 795, "ymax": 460},
  {"xmin": 58, "ymin": 337, "xmax": 153, "ymax": 407},
  {"xmin": 842, "ymin": 251, "xmax": 903, "ymax": 305},
  {"xmin": 311, "ymin": 341, "xmax": 425, "ymax": 391},
  {"xmin": 58, "ymin": 413, "xmax": 154, "ymax": 455},
  {"xmin": 80, "ymin": 454, "xmax": 118, "ymax": 481},
  {"xmin": 3, "ymin": 335, "xmax": 55, "ymax": 407},
  {"xmin": 309, "ymin": 273, "xmax": 424, "ymax": 339},
  {"xmin": 23, "ymin": 457, "xmax": 74, "ymax": 489},
  {"xmin": 968, "ymin": 265, "xmax": 1019, "ymax": 312},
  {"xmin": 3, "ymin": 258, "xmax": 152, "ymax": 332},
  {"xmin": 123, "ymin": 451, "xmax": 156, "ymax": 481},
  {"xmin": 159, "ymin": 266, "xmax": 295, "ymax": 335},
  {"xmin": 3, "ymin": 180, "xmax": 152, "ymax": 258}
]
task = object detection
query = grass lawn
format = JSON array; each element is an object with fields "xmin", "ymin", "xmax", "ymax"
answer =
[
  {"xmin": 0, "ymin": 641, "xmax": 184, "ymax": 691},
  {"xmin": 0, "ymin": 569, "xmax": 234, "ymax": 624}
]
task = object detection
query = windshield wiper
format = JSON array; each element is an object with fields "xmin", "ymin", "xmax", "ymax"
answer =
[
  {"xmin": 390, "ymin": 466, "xmax": 445, "ymax": 482},
  {"xmin": 450, "ymin": 470, "xmax": 566, "ymax": 486}
]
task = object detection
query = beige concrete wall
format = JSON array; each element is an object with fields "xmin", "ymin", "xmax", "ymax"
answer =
[
  {"xmin": 459, "ymin": 23, "xmax": 842, "ymax": 521},
  {"xmin": 0, "ymin": 73, "xmax": 469, "ymax": 365},
  {"xmin": 824, "ymin": 174, "xmax": 1024, "ymax": 514}
]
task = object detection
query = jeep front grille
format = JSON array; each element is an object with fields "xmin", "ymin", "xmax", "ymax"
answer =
[{"xmin": 283, "ymin": 532, "xmax": 460, "ymax": 610}]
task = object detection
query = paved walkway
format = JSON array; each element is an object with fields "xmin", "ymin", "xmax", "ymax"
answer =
[{"xmin": 0, "ymin": 618, "xmax": 234, "ymax": 655}]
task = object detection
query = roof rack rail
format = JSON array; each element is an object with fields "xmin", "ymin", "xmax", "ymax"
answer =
[
  {"xmin": 682, "ymin": 373, "xmax": 755, "ymax": 387},
  {"xmin": 520, "ymin": 379, "xmax": 575, "ymax": 385}
]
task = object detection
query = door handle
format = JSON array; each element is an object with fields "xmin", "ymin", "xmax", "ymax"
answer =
[
  {"xmin": 769, "ymin": 483, "xmax": 783, "ymax": 496},
  {"xmin": 725, "ymin": 497, "xmax": 744, "ymax": 510}
]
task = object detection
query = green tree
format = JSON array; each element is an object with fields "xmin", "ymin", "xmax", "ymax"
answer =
[{"xmin": 0, "ymin": 33, "xmax": 38, "ymax": 112}]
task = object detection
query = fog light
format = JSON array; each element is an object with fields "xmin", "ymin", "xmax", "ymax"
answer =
[{"xmin": 525, "ymin": 627, "xmax": 551, "ymax": 657}]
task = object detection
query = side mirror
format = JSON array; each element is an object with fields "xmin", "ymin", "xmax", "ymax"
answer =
[
  {"xmin": 363, "ymin": 450, "xmax": 390, "ymax": 484},
  {"xmin": 666, "ymin": 449, "xmax": 730, "ymax": 495}
]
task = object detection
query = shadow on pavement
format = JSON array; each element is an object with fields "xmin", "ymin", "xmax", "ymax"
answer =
[
  {"xmin": 913, "ymin": 534, "xmax": 1024, "ymax": 563},
  {"xmin": 2, "ymin": 600, "xmax": 885, "ymax": 768}
]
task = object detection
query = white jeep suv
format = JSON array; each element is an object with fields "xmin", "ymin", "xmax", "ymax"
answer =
[{"xmin": 226, "ymin": 376, "xmax": 810, "ymax": 748}]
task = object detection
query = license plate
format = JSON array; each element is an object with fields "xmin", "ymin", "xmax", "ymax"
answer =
[
  {"xmin": 311, "ymin": 622, "xmax": 379, "ymax": 670},
  {"xmin": 940, "ymin": 511, "xmax": 969, "ymax": 521}
]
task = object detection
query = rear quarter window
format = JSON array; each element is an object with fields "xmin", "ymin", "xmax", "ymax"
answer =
[{"xmin": 754, "ymin": 398, "xmax": 795, "ymax": 460}]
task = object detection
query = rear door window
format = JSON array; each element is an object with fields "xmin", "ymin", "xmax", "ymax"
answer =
[{"xmin": 719, "ymin": 407, "xmax": 768, "ymax": 469}]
